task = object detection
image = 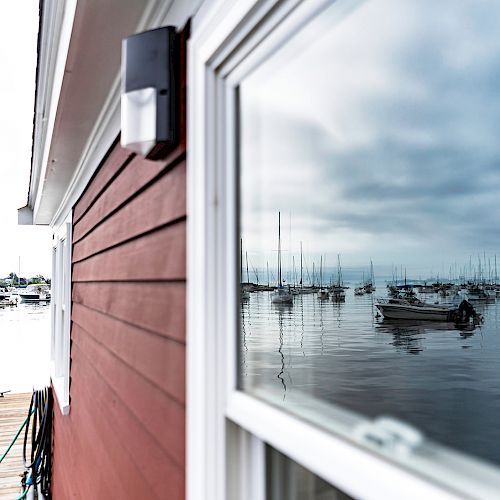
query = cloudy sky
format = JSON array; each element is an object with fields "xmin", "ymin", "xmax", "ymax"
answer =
[
  {"xmin": 0, "ymin": 3, "xmax": 51, "ymax": 279},
  {"xmin": 240, "ymin": 0, "xmax": 500, "ymax": 280}
]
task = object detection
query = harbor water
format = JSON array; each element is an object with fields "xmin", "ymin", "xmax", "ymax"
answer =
[
  {"xmin": 0, "ymin": 303, "xmax": 50, "ymax": 393},
  {"xmin": 240, "ymin": 285, "xmax": 500, "ymax": 466}
]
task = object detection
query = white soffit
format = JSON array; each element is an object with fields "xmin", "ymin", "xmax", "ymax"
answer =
[
  {"xmin": 30, "ymin": 0, "xmax": 203, "ymax": 227},
  {"xmin": 32, "ymin": 0, "xmax": 150, "ymax": 225}
]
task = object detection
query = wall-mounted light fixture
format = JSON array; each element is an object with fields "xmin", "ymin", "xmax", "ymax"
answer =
[{"xmin": 121, "ymin": 26, "xmax": 179, "ymax": 160}]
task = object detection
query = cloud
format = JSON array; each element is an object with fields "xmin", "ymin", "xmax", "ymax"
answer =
[{"xmin": 240, "ymin": 0, "xmax": 500, "ymax": 275}]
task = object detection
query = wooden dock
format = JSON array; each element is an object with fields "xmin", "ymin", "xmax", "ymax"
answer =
[{"xmin": 0, "ymin": 393, "xmax": 31, "ymax": 498}]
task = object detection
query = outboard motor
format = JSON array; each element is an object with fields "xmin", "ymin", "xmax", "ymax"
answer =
[{"xmin": 453, "ymin": 299, "xmax": 482, "ymax": 324}]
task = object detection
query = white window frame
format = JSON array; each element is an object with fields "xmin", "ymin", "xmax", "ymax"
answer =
[
  {"xmin": 187, "ymin": 1, "xmax": 500, "ymax": 499},
  {"xmin": 51, "ymin": 214, "xmax": 72, "ymax": 415}
]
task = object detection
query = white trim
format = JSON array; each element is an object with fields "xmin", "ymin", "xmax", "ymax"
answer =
[
  {"xmin": 51, "ymin": 214, "xmax": 72, "ymax": 415},
  {"xmin": 29, "ymin": 0, "xmax": 72, "ymax": 211},
  {"xmin": 33, "ymin": 0, "xmax": 78, "ymax": 221},
  {"xmin": 188, "ymin": 2, "xmax": 266, "ymax": 499},
  {"xmin": 227, "ymin": 391, "xmax": 500, "ymax": 500}
]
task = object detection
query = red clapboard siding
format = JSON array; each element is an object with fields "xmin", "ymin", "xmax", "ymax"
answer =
[
  {"xmin": 72, "ymin": 222, "xmax": 186, "ymax": 282},
  {"xmin": 73, "ymin": 145, "xmax": 134, "ymax": 224},
  {"xmin": 72, "ymin": 161, "xmax": 186, "ymax": 263},
  {"xmin": 71, "ymin": 328, "xmax": 186, "ymax": 467},
  {"xmin": 51, "ymin": 25, "xmax": 188, "ymax": 500},
  {"xmin": 53, "ymin": 350, "xmax": 184, "ymax": 500},
  {"xmin": 72, "ymin": 282, "xmax": 186, "ymax": 342},
  {"xmin": 73, "ymin": 148, "xmax": 185, "ymax": 243},
  {"xmin": 71, "ymin": 303, "xmax": 185, "ymax": 403}
]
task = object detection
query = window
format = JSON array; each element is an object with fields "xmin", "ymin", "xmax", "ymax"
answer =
[
  {"xmin": 266, "ymin": 446, "xmax": 352, "ymax": 500},
  {"xmin": 189, "ymin": 0, "xmax": 500, "ymax": 498},
  {"xmin": 51, "ymin": 218, "xmax": 72, "ymax": 414}
]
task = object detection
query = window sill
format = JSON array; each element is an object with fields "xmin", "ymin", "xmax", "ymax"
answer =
[{"xmin": 51, "ymin": 363, "xmax": 70, "ymax": 416}]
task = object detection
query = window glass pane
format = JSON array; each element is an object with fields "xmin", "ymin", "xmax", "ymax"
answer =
[
  {"xmin": 239, "ymin": 0, "xmax": 500, "ymax": 470},
  {"xmin": 266, "ymin": 446, "xmax": 352, "ymax": 500}
]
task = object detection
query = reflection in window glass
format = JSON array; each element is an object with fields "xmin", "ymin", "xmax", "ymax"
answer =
[
  {"xmin": 239, "ymin": 0, "xmax": 500, "ymax": 466},
  {"xmin": 266, "ymin": 446, "xmax": 352, "ymax": 500}
]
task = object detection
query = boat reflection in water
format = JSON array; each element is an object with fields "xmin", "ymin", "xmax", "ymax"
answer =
[
  {"xmin": 376, "ymin": 318, "xmax": 480, "ymax": 355},
  {"xmin": 240, "ymin": 285, "xmax": 500, "ymax": 466}
]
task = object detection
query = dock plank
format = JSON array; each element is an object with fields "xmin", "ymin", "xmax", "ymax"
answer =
[{"xmin": 0, "ymin": 393, "xmax": 31, "ymax": 498}]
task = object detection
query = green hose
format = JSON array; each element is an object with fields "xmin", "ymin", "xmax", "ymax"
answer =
[
  {"xmin": 0, "ymin": 410, "xmax": 34, "ymax": 464},
  {"xmin": 14, "ymin": 486, "xmax": 29, "ymax": 500}
]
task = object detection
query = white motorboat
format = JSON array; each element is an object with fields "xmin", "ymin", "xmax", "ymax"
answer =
[
  {"xmin": 376, "ymin": 297, "xmax": 456, "ymax": 321},
  {"xmin": 19, "ymin": 284, "xmax": 51, "ymax": 303}
]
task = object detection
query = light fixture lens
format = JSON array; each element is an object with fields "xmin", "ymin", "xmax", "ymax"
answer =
[{"xmin": 121, "ymin": 87, "xmax": 157, "ymax": 155}]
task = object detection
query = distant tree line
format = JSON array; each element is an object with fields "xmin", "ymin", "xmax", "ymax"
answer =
[{"xmin": 0, "ymin": 272, "xmax": 50, "ymax": 288}]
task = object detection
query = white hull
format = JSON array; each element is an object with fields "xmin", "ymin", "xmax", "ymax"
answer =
[{"xmin": 376, "ymin": 302, "xmax": 453, "ymax": 321}]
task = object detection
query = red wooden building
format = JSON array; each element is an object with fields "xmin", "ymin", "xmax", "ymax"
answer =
[{"xmin": 19, "ymin": 0, "xmax": 500, "ymax": 499}]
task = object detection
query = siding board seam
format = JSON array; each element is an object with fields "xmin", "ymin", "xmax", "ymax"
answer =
[
  {"xmin": 73, "ymin": 151, "xmax": 186, "ymax": 244},
  {"xmin": 71, "ymin": 340, "xmax": 185, "ymax": 471},
  {"xmin": 72, "ymin": 215, "xmax": 187, "ymax": 264},
  {"xmin": 70, "ymin": 301, "xmax": 186, "ymax": 347},
  {"xmin": 73, "ymin": 149, "xmax": 136, "ymax": 225},
  {"xmin": 71, "ymin": 313, "xmax": 185, "ymax": 407},
  {"xmin": 73, "ymin": 278, "xmax": 187, "ymax": 284}
]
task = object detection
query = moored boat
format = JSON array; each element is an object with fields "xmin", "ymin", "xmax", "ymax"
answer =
[
  {"xmin": 19, "ymin": 284, "xmax": 51, "ymax": 303},
  {"xmin": 376, "ymin": 297, "xmax": 456, "ymax": 321},
  {"xmin": 271, "ymin": 285, "xmax": 293, "ymax": 304}
]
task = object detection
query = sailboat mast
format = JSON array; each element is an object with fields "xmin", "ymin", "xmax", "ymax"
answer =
[
  {"xmin": 300, "ymin": 241, "xmax": 303, "ymax": 287},
  {"xmin": 320, "ymin": 255, "xmax": 323, "ymax": 288},
  {"xmin": 246, "ymin": 251, "xmax": 250, "ymax": 284},
  {"xmin": 278, "ymin": 211, "xmax": 282, "ymax": 285},
  {"xmin": 240, "ymin": 238, "xmax": 243, "ymax": 283},
  {"xmin": 267, "ymin": 261, "xmax": 270, "ymax": 287},
  {"xmin": 337, "ymin": 254, "xmax": 341, "ymax": 287}
]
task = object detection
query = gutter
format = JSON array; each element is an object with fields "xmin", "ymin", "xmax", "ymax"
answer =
[{"xmin": 18, "ymin": 0, "xmax": 44, "ymax": 225}]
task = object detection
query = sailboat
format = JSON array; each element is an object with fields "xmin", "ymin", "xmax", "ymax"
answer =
[
  {"xmin": 271, "ymin": 212, "xmax": 293, "ymax": 305},
  {"xmin": 330, "ymin": 254, "xmax": 346, "ymax": 302},
  {"xmin": 240, "ymin": 239, "xmax": 250, "ymax": 301},
  {"xmin": 317, "ymin": 255, "xmax": 329, "ymax": 300},
  {"xmin": 364, "ymin": 260, "xmax": 376, "ymax": 293}
]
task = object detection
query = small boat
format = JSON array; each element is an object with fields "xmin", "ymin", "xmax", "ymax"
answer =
[
  {"xmin": 354, "ymin": 286, "xmax": 365, "ymax": 296},
  {"xmin": 466, "ymin": 286, "xmax": 495, "ymax": 302},
  {"xmin": 19, "ymin": 285, "xmax": 51, "ymax": 303},
  {"xmin": 329, "ymin": 254, "xmax": 346, "ymax": 302},
  {"xmin": 376, "ymin": 297, "xmax": 456, "ymax": 321},
  {"xmin": 271, "ymin": 285, "xmax": 293, "ymax": 304},
  {"xmin": 329, "ymin": 286, "xmax": 345, "ymax": 302},
  {"xmin": 317, "ymin": 255, "xmax": 329, "ymax": 300}
]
